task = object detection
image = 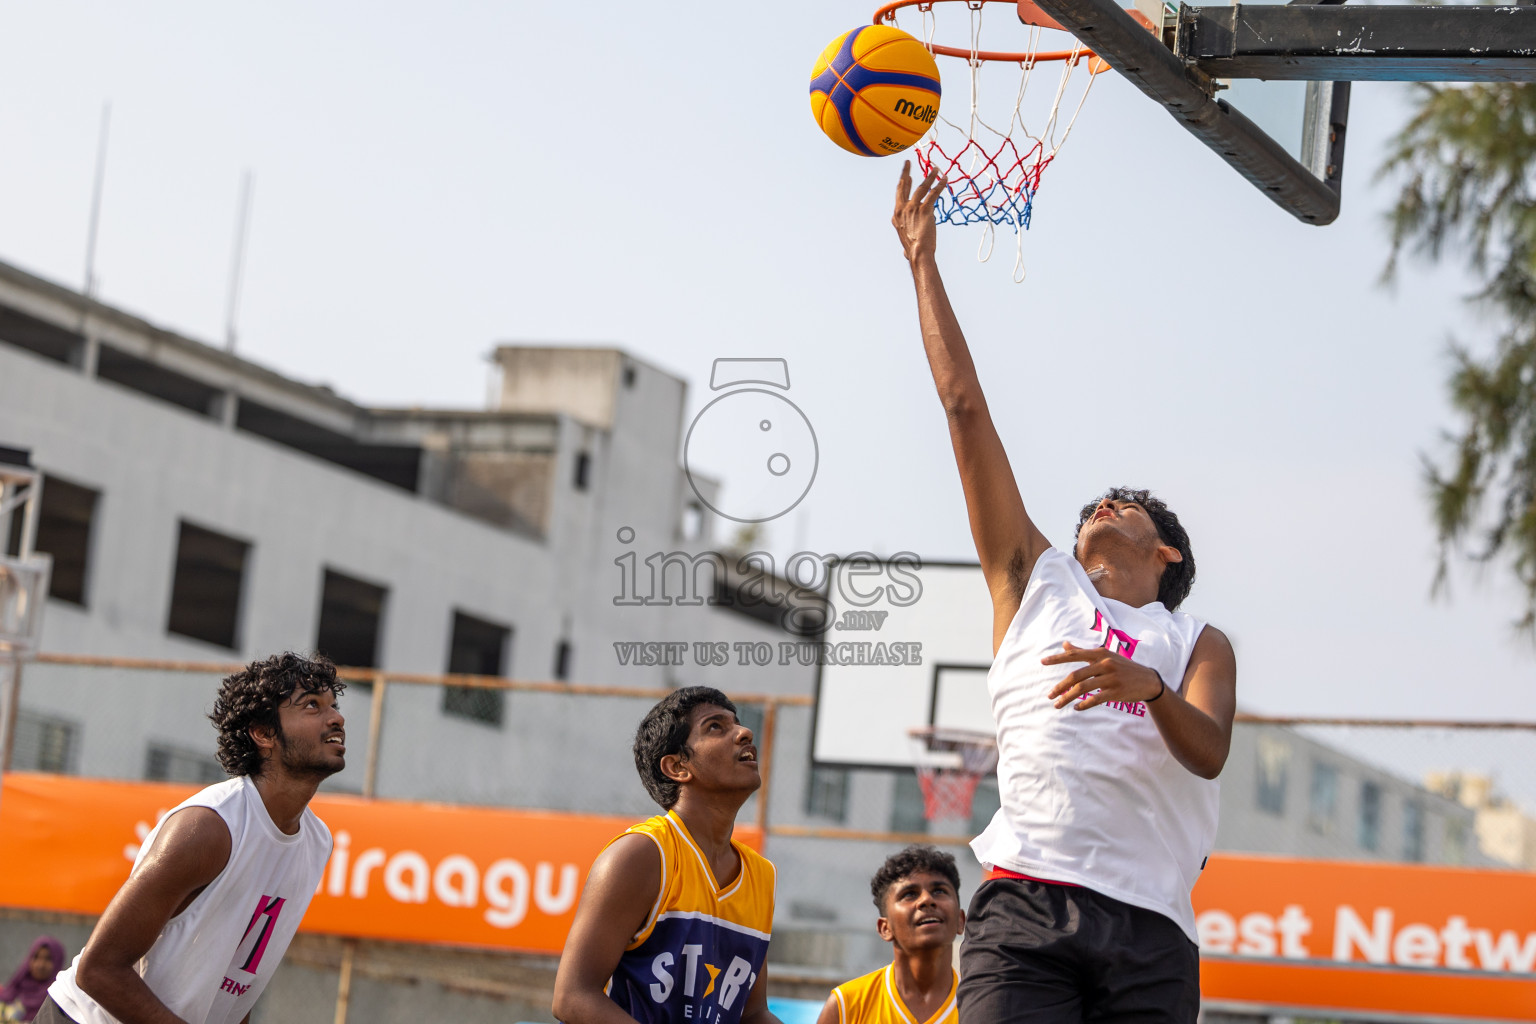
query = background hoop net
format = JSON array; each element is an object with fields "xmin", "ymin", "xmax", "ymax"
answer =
[
  {"xmin": 907, "ymin": 725, "xmax": 999, "ymax": 823},
  {"xmin": 878, "ymin": 1, "xmax": 1105, "ymax": 281}
]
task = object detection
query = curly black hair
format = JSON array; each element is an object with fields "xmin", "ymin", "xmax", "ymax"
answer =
[
  {"xmin": 208, "ymin": 652, "xmax": 345, "ymax": 777},
  {"xmin": 870, "ymin": 845, "xmax": 962, "ymax": 912},
  {"xmin": 633, "ymin": 686, "xmax": 738, "ymax": 809},
  {"xmin": 1074, "ymin": 487, "xmax": 1196, "ymax": 611}
]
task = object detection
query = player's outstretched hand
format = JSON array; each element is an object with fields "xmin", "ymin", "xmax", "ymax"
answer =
[
  {"xmin": 1044, "ymin": 642, "xmax": 1166, "ymax": 711},
  {"xmin": 892, "ymin": 160, "xmax": 944, "ymax": 264}
]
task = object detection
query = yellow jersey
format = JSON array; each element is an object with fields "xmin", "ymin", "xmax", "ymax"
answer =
[
  {"xmin": 831, "ymin": 965, "xmax": 959, "ymax": 1024},
  {"xmin": 605, "ymin": 811, "xmax": 775, "ymax": 1024}
]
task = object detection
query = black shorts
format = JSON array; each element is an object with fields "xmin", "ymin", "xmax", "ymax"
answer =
[
  {"xmin": 957, "ymin": 877, "xmax": 1199, "ymax": 1024},
  {"xmin": 35, "ymin": 997, "xmax": 80, "ymax": 1024}
]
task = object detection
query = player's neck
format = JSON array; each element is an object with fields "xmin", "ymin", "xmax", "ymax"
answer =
[
  {"xmin": 1082, "ymin": 561, "xmax": 1161, "ymax": 608},
  {"xmin": 891, "ymin": 946, "xmax": 954, "ymax": 1011},
  {"xmin": 670, "ymin": 794, "xmax": 745, "ymax": 881},
  {"xmin": 251, "ymin": 770, "xmax": 321, "ymax": 835}
]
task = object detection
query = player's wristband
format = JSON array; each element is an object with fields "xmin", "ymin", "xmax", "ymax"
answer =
[{"xmin": 1146, "ymin": 674, "xmax": 1167, "ymax": 703}]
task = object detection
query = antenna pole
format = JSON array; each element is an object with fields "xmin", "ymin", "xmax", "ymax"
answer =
[
  {"xmin": 82, "ymin": 102, "xmax": 111, "ymax": 303},
  {"xmin": 224, "ymin": 170, "xmax": 254, "ymax": 353}
]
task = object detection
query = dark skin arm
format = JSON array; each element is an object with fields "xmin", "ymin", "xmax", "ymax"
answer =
[
  {"xmin": 815, "ymin": 991, "xmax": 841, "ymax": 1024},
  {"xmin": 893, "ymin": 161, "xmax": 1050, "ymax": 652},
  {"xmin": 553, "ymin": 834, "xmax": 664, "ymax": 1024},
  {"xmin": 738, "ymin": 963, "xmax": 781, "ymax": 1024},
  {"xmin": 1044, "ymin": 625, "xmax": 1238, "ymax": 778},
  {"xmin": 74, "ymin": 807, "xmax": 231, "ymax": 1024}
]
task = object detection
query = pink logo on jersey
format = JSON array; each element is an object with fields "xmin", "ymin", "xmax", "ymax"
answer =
[
  {"xmin": 237, "ymin": 895, "xmax": 286, "ymax": 975},
  {"xmin": 1090, "ymin": 609, "xmax": 1140, "ymax": 659}
]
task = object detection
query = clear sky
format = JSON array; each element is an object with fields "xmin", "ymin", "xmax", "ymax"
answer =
[{"xmin": 2, "ymin": 4, "xmax": 1531, "ymax": 783}]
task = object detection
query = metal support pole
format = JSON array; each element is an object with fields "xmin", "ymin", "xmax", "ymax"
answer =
[
  {"xmin": 334, "ymin": 671, "xmax": 385, "ymax": 1024},
  {"xmin": 332, "ymin": 941, "xmax": 357, "ymax": 1024},
  {"xmin": 754, "ymin": 701, "xmax": 778, "ymax": 834},
  {"xmin": 361, "ymin": 671, "xmax": 386, "ymax": 801},
  {"xmin": 0, "ymin": 656, "xmax": 22, "ymax": 771}
]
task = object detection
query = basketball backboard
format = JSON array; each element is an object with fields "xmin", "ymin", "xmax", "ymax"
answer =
[
  {"xmin": 876, "ymin": 0, "xmax": 1536, "ymax": 225},
  {"xmin": 811, "ymin": 559, "xmax": 996, "ymax": 769}
]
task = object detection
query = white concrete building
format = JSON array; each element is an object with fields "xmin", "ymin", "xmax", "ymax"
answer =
[{"xmin": 0, "ymin": 257, "xmax": 1498, "ymax": 1012}]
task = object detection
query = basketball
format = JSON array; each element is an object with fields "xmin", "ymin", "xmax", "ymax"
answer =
[{"xmin": 809, "ymin": 24, "xmax": 942, "ymax": 157}]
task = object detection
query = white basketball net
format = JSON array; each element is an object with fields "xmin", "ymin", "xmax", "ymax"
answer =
[{"xmin": 891, "ymin": 1, "xmax": 1101, "ymax": 282}]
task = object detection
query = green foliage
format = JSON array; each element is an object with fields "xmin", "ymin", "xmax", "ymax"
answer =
[{"xmin": 1379, "ymin": 83, "xmax": 1536, "ymax": 631}]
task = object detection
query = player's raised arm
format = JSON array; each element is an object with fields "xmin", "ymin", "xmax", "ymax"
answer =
[
  {"xmin": 893, "ymin": 161, "xmax": 1050, "ymax": 648},
  {"xmin": 73, "ymin": 807, "xmax": 231, "ymax": 1024},
  {"xmin": 552, "ymin": 834, "xmax": 664, "ymax": 1024}
]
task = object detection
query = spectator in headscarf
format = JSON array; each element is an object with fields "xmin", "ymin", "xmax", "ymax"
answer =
[{"xmin": 0, "ymin": 937, "xmax": 64, "ymax": 1022}]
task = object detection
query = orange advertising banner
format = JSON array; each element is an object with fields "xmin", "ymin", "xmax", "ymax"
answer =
[
  {"xmin": 3, "ymin": 773, "xmax": 1533, "ymax": 1021},
  {"xmin": 0, "ymin": 772, "xmax": 763, "ymax": 955},
  {"xmin": 1194, "ymin": 853, "xmax": 1536, "ymax": 1022}
]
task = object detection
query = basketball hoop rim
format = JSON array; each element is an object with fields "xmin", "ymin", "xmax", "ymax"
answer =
[{"xmin": 872, "ymin": 0, "xmax": 1153, "ymax": 67}]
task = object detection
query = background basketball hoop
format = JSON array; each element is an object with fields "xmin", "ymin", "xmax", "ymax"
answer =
[
  {"xmin": 0, "ymin": 456, "xmax": 52, "ymax": 814},
  {"xmin": 908, "ymin": 725, "xmax": 999, "ymax": 825}
]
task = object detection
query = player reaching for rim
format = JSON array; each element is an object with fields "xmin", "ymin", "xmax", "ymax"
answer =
[{"xmin": 891, "ymin": 162, "xmax": 1238, "ymax": 1023}]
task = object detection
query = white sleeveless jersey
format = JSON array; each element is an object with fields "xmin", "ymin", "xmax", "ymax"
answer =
[
  {"xmin": 51, "ymin": 776, "xmax": 331, "ymax": 1024},
  {"xmin": 971, "ymin": 547, "xmax": 1218, "ymax": 942}
]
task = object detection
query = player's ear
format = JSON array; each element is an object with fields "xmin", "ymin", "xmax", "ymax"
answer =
[
  {"xmin": 659, "ymin": 751, "xmax": 691, "ymax": 785},
  {"xmin": 248, "ymin": 722, "xmax": 277, "ymax": 754},
  {"xmin": 955, "ymin": 908, "xmax": 966, "ymax": 937},
  {"xmin": 875, "ymin": 915, "xmax": 894, "ymax": 943},
  {"xmin": 1157, "ymin": 543, "xmax": 1183, "ymax": 566}
]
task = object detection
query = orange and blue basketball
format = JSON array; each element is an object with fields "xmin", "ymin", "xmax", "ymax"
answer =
[{"xmin": 810, "ymin": 25, "xmax": 942, "ymax": 157}]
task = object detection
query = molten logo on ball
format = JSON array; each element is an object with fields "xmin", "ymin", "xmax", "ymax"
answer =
[{"xmin": 894, "ymin": 99, "xmax": 938, "ymax": 124}]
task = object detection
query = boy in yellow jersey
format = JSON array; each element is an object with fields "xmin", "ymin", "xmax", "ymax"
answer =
[
  {"xmin": 554, "ymin": 687, "xmax": 781, "ymax": 1024},
  {"xmin": 817, "ymin": 847, "xmax": 965, "ymax": 1024}
]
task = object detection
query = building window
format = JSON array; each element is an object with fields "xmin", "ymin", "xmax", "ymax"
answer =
[
  {"xmin": 11, "ymin": 710, "xmax": 78, "ymax": 773},
  {"xmin": 5, "ymin": 475, "xmax": 98, "ymax": 606},
  {"xmin": 1404, "ymin": 801, "xmax": 1425, "ymax": 862},
  {"xmin": 890, "ymin": 772, "xmax": 930, "ymax": 835},
  {"xmin": 553, "ymin": 639, "xmax": 572, "ymax": 680},
  {"xmin": 805, "ymin": 766, "xmax": 850, "ymax": 822},
  {"xmin": 681, "ymin": 503, "xmax": 704, "ymax": 542},
  {"xmin": 1359, "ymin": 781, "xmax": 1382, "ymax": 851},
  {"xmin": 735, "ymin": 702, "xmax": 764, "ymax": 743},
  {"xmin": 1255, "ymin": 735, "xmax": 1290, "ymax": 816},
  {"xmin": 442, "ymin": 612, "xmax": 511, "ymax": 726},
  {"xmin": 315, "ymin": 570, "xmax": 388, "ymax": 669},
  {"xmin": 1445, "ymin": 818, "xmax": 1467, "ymax": 865},
  {"xmin": 623, "ymin": 365, "xmax": 637, "ymax": 389},
  {"xmin": 145, "ymin": 743, "xmax": 225, "ymax": 784},
  {"xmin": 167, "ymin": 522, "xmax": 249, "ymax": 649},
  {"xmin": 969, "ymin": 777, "xmax": 1002, "ymax": 835},
  {"xmin": 1308, "ymin": 761, "xmax": 1338, "ymax": 834},
  {"xmin": 573, "ymin": 452, "xmax": 591, "ymax": 491}
]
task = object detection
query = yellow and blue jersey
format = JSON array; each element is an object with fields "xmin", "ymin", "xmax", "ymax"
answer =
[
  {"xmin": 606, "ymin": 811, "xmax": 775, "ymax": 1024},
  {"xmin": 831, "ymin": 965, "xmax": 958, "ymax": 1024}
]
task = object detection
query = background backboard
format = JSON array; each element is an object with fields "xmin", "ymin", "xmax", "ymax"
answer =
[{"xmin": 811, "ymin": 560, "xmax": 996, "ymax": 769}]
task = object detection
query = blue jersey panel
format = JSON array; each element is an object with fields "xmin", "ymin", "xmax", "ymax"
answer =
[{"xmin": 609, "ymin": 912, "xmax": 771, "ymax": 1024}]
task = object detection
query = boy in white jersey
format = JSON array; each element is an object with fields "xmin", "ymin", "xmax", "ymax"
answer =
[
  {"xmin": 553, "ymin": 686, "xmax": 781, "ymax": 1024},
  {"xmin": 43, "ymin": 653, "xmax": 345, "ymax": 1024},
  {"xmin": 891, "ymin": 165, "xmax": 1238, "ymax": 1023},
  {"xmin": 816, "ymin": 846, "xmax": 964, "ymax": 1024}
]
